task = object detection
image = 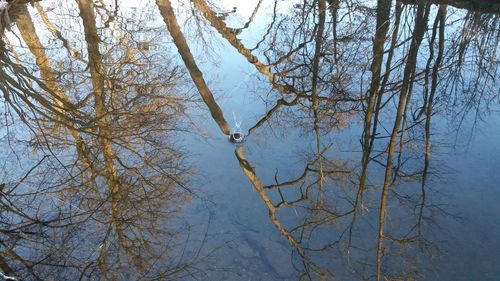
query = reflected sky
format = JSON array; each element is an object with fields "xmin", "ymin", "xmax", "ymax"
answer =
[{"xmin": 0, "ymin": 0, "xmax": 499, "ymax": 280}]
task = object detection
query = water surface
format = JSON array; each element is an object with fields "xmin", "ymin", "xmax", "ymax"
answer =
[{"xmin": 0, "ymin": 0, "xmax": 499, "ymax": 280}]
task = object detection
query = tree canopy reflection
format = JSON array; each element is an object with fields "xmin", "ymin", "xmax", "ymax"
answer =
[
  {"xmin": 0, "ymin": 0, "xmax": 498, "ymax": 280},
  {"xmin": 165, "ymin": 0, "xmax": 498, "ymax": 279},
  {"xmin": 1, "ymin": 1, "xmax": 200, "ymax": 280}
]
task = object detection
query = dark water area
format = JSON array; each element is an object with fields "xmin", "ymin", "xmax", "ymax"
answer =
[{"xmin": 0, "ymin": 0, "xmax": 499, "ymax": 280}]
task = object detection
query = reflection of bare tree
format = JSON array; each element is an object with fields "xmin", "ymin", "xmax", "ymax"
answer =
[
  {"xmin": 352, "ymin": 0, "xmax": 394, "ymax": 250},
  {"xmin": 235, "ymin": 146, "xmax": 306, "ymax": 258},
  {"xmin": 234, "ymin": 145, "xmax": 356, "ymax": 279},
  {"xmin": 14, "ymin": 4, "xmax": 91, "ymax": 173},
  {"xmin": 1, "ymin": 0, "xmax": 498, "ymax": 280},
  {"xmin": 420, "ymin": 4, "xmax": 446, "ymax": 233},
  {"xmin": 169, "ymin": 0, "xmax": 498, "ymax": 279},
  {"xmin": 157, "ymin": 0, "xmax": 230, "ymax": 135},
  {"xmin": 441, "ymin": 11, "xmax": 499, "ymax": 133},
  {"xmin": 193, "ymin": 0, "xmax": 290, "ymax": 94},
  {"xmin": 376, "ymin": 4, "xmax": 430, "ymax": 280},
  {"xmin": 33, "ymin": 2, "xmax": 83, "ymax": 61},
  {"xmin": 77, "ymin": 0, "xmax": 145, "ymax": 276},
  {"xmin": 193, "ymin": 0, "xmax": 359, "ymax": 137},
  {"xmin": 0, "ymin": 1, "xmax": 201, "ymax": 279}
]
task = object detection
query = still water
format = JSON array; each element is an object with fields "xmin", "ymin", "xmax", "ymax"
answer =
[{"xmin": 0, "ymin": 0, "xmax": 499, "ymax": 280}]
